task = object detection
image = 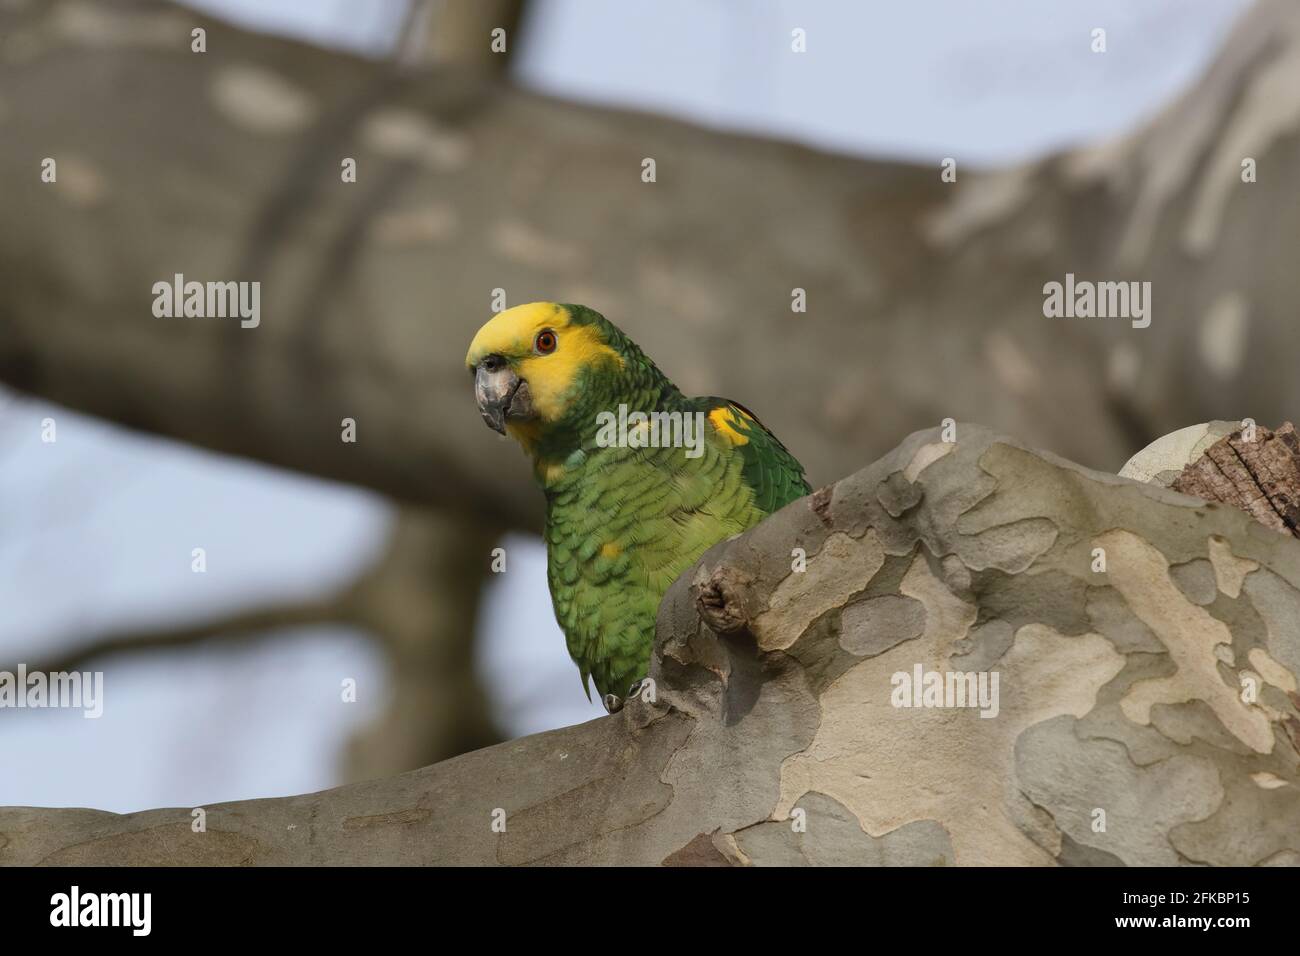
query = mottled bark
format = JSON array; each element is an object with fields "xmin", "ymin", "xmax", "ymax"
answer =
[{"xmin": 5, "ymin": 424, "xmax": 1298, "ymax": 865}]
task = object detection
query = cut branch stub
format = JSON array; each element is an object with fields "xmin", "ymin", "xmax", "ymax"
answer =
[
  {"xmin": 1172, "ymin": 422, "xmax": 1300, "ymax": 538},
  {"xmin": 693, "ymin": 565, "xmax": 755, "ymax": 637}
]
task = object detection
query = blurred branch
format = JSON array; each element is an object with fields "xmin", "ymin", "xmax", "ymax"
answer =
[
  {"xmin": 10, "ymin": 599, "xmax": 343, "ymax": 676},
  {"xmin": 6, "ymin": 506, "xmax": 503, "ymax": 770},
  {"xmin": 396, "ymin": 0, "xmax": 526, "ymax": 69},
  {"xmin": 0, "ymin": 0, "xmax": 1296, "ymax": 535},
  {"xmin": 340, "ymin": 506, "xmax": 503, "ymax": 776}
]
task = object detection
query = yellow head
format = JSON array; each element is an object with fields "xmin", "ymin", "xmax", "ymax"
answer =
[{"xmin": 465, "ymin": 302, "xmax": 625, "ymax": 453}]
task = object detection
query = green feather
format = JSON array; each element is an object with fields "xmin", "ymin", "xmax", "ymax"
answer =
[{"xmin": 530, "ymin": 306, "xmax": 810, "ymax": 700}]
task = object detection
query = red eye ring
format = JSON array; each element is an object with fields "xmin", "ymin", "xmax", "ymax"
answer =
[{"xmin": 535, "ymin": 329, "xmax": 557, "ymax": 354}]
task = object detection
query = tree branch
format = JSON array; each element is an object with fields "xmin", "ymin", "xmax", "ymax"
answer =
[
  {"xmin": 9, "ymin": 600, "xmax": 344, "ymax": 676},
  {"xmin": 5, "ymin": 424, "xmax": 1298, "ymax": 865}
]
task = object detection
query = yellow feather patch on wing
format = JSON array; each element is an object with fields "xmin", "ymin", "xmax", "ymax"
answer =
[{"xmin": 708, "ymin": 406, "xmax": 751, "ymax": 445}]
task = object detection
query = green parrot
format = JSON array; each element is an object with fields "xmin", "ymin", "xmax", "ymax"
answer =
[{"xmin": 466, "ymin": 302, "xmax": 810, "ymax": 711}]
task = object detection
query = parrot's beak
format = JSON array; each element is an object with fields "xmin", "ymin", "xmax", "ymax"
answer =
[{"xmin": 474, "ymin": 360, "xmax": 534, "ymax": 434}]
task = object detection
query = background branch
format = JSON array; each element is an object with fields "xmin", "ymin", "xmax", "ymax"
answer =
[{"xmin": 0, "ymin": 0, "xmax": 1295, "ymax": 535}]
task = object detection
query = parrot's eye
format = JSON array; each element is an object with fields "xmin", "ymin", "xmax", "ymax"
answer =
[{"xmin": 534, "ymin": 329, "xmax": 557, "ymax": 355}]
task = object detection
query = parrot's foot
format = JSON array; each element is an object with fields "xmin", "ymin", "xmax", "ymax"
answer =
[{"xmin": 604, "ymin": 679, "xmax": 651, "ymax": 713}]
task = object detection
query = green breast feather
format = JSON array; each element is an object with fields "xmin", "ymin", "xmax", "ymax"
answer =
[{"xmin": 544, "ymin": 395, "xmax": 810, "ymax": 701}]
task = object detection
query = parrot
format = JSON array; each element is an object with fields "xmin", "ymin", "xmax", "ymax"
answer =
[{"xmin": 466, "ymin": 302, "xmax": 810, "ymax": 712}]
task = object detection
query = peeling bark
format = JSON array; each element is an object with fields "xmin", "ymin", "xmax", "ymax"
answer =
[{"xmin": 1172, "ymin": 422, "xmax": 1300, "ymax": 537}]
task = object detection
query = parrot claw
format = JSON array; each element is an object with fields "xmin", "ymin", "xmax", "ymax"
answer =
[{"xmin": 604, "ymin": 681, "xmax": 651, "ymax": 714}]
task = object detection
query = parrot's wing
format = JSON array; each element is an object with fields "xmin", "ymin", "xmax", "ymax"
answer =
[{"xmin": 697, "ymin": 398, "xmax": 812, "ymax": 514}]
